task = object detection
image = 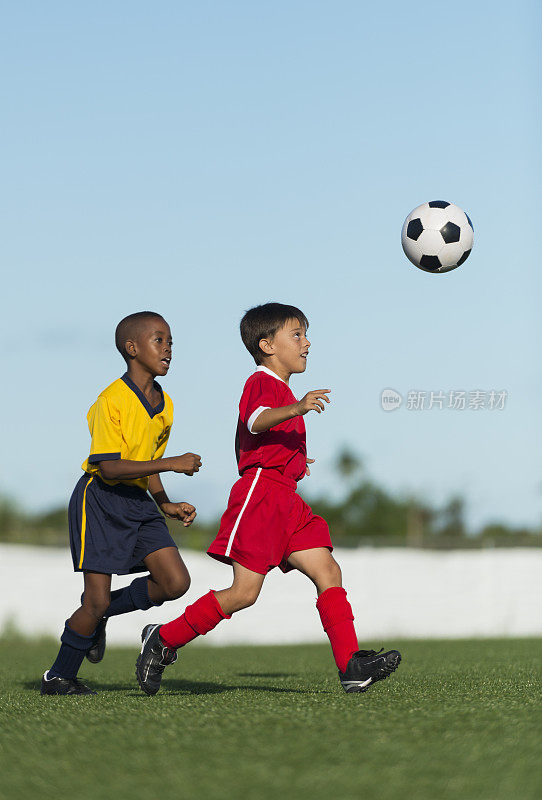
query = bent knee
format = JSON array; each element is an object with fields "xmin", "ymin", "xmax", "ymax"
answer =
[
  {"xmin": 230, "ymin": 587, "xmax": 260, "ymax": 612},
  {"xmin": 329, "ymin": 561, "xmax": 342, "ymax": 585},
  {"xmin": 161, "ymin": 573, "xmax": 191, "ymax": 601},
  {"xmin": 83, "ymin": 596, "xmax": 110, "ymax": 620},
  {"xmin": 318, "ymin": 559, "xmax": 342, "ymax": 591}
]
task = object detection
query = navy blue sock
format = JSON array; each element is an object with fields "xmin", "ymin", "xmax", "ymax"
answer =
[
  {"xmin": 103, "ymin": 576, "xmax": 156, "ymax": 618},
  {"xmin": 128, "ymin": 575, "xmax": 158, "ymax": 610},
  {"xmin": 102, "ymin": 587, "xmax": 137, "ymax": 618},
  {"xmin": 80, "ymin": 577, "xmax": 158, "ymax": 621},
  {"xmin": 48, "ymin": 623, "xmax": 94, "ymax": 680}
]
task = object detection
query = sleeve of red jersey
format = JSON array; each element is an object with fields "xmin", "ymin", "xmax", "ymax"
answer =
[{"xmin": 240, "ymin": 375, "xmax": 280, "ymax": 435}]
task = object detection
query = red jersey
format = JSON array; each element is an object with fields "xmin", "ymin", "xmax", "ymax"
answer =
[{"xmin": 235, "ymin": 366, "xmax": 307, "ymax": 482}]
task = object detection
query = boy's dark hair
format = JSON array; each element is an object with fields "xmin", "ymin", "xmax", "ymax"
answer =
[
  {"xmin": 240, "ymin": 303, "xmax": 309, "ymax": 365},
  {"xmin": 115, "ymin": 311, "xmax": 166, "ymax": 362}
]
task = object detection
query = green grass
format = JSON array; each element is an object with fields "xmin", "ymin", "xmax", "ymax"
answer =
[{"xmin": 1, "ymin": 638, "xmax": 541, "ymax": 800}]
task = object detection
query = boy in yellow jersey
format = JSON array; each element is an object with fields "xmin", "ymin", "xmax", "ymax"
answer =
[{"xmin": 41, "ymin": 311, "xmax": 202, "ymax": 696}]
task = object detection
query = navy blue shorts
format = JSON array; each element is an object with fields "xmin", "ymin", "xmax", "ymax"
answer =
[{"xmin": 69, "ymin": 474, "xmax": 177, "ymax": 575}]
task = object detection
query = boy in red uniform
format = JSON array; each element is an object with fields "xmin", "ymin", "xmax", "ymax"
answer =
[{"xmin": 136, "ymin": 303, "xmax": 401, "ymax": 695}]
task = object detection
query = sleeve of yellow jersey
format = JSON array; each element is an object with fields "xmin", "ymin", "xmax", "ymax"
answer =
[{"xmin": 87, "ymin": 394, "xmax": 123, "ymax": 464}]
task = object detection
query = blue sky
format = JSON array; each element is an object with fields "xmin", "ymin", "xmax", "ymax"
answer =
[{"xmin": 2, "ymin": 1, "xmax": 540, "ymax": 530}]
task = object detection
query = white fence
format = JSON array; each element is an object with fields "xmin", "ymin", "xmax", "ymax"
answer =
[{"xmin": 1, "ymin": 544, "xmax": 541, "ymax": 645}]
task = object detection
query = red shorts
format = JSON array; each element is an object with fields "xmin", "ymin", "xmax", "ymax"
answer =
[{"xmin": 207, "ymin": 468, "xmax": 332, "ymax": 575}]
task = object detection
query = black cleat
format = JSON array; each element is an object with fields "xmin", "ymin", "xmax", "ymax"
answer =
[
  {"xmin": 339, "ymin": 648, "xmax": 402, "ymax": 693},
  {"xmin": 41, "ymin": 671, "xmax": 97, "ymax": 695},
  {"xmin": 86, "ymin": 617, "xmax": 107, "ymax": 664},
  {"xmin": 135, "ymin": 624, "xmax": 177, "ymax": 696}
]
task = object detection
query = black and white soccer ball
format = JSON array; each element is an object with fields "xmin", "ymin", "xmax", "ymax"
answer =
[{"xmin": 401, "ymin": 201, "xmax": 474, "ymax": 273}]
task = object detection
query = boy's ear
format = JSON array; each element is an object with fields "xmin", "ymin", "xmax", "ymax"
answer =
[
  {"xmin": 124, "ymin": 339, "xmax": 137, "ymax": 359},
  {"xmin": 258, "ymin": 337, "xmax": 274, "ymax": 356}
]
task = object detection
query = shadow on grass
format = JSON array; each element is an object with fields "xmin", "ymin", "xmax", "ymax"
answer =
[
  {"xmin": 237, "ymin": 672, "xmax": 291, "ymax": 678},
  {"xmin": 162, "ymin": 678, "xmax": 318, "ymax": 695},
  {"xmin": 24, "ymin": 678, "xmax": 327, "ymax": 696}
]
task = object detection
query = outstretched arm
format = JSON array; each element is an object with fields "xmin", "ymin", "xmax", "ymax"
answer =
[{"xmin": 251, "ymin": 389, "xmax": 331, "ymax": 433}]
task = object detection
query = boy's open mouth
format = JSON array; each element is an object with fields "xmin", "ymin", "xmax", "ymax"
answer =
[{"xmin": 161, "ymin": 357, "xmax": 171, "ymax": 367}]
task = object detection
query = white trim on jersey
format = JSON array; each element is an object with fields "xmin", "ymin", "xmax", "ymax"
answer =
[
  {"xmin": 224, "ymin": 467, "xmax": 262, "ymax": 558},
  {"xmin": 247, "ymin": 405, "xmax": 271, "ymax": 434},
  {"xmin": 256, "ymin": 365, "xmax": 287, "ymax": 384}
]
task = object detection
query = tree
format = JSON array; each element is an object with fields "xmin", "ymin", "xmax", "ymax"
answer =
[
  {"xmin": 335, "ymin": 449, "xmax": 363, "ymax": 481},
  {"xmin": 436, "ymin": 496, "xmax": 466, "ymax": 538}
]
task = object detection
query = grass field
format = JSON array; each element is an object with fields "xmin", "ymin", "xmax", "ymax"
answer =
[{"xmin": 1, "ymin": 638, "xmax": 540, "ymax": 800}]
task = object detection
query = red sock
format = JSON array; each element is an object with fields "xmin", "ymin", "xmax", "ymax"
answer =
[
  {"xmin": 159, "ymin": 590, "xmax": 231, "ymax": 649},
  {"xmin": 316, "ymin": 586, "xmax": 359, "ymax": 673}
]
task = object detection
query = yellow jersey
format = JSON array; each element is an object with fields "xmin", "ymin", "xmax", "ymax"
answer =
[{"xmin": 81, "ymin": 373, "xmax": 173, "ymax": 491}]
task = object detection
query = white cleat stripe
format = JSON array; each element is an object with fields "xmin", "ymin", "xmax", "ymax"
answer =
[
  {"xmin": 342, "ymin": 678, "xmax": 373, "ymax": 689},
  {"xmin": 140, "ymin": 624, "xmax": 159, "ymax": 654}
]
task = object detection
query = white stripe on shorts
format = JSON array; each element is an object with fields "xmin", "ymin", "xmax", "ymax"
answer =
[{"xmin": 224, "ymin": 467, "xmax": 262, "ymax": 558}]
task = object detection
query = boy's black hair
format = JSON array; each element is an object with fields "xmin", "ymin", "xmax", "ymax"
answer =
[
  {"xmin": 115, "ymin": 311, "xmax": 166, "ymax": 362},
  {"xmin": 240, "ymin": 302, "xmax": 309, "ymax": 365}
]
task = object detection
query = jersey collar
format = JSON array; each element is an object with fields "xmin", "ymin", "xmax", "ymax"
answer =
[
  {"xmin": 256, "ymin": 365, "xmax": 287, "ymax": 384},
  {"xmin": 121, "ymin": 373, "xmax": 165, "ymax": 418}
]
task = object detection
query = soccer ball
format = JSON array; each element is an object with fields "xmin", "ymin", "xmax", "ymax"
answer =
[{"xmin": 401, "ymin": 201, "xmax": 474, "ymax": 273}]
